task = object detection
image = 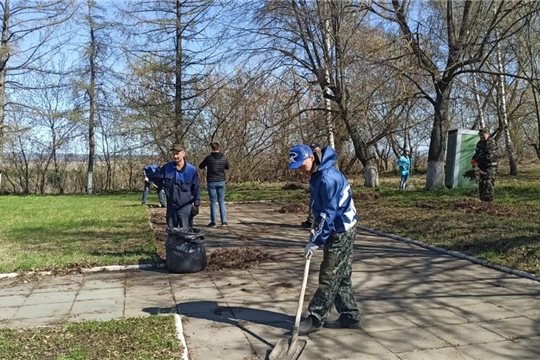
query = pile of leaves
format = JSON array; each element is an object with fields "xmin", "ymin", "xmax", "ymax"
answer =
[
  {"xmin": 414, "ymin": 199, "xmax": 516, "ymax": 216},
  {"xmin": 276, "ymin": 202, "xmax": 310, "ymax": 213},
  {"xmin": 206, "ymin": 247, "xmax": 271, "ymax": 272},
  {"xmin": 451, "ymin": 199, "xmax": 517, "ymax": 216}
]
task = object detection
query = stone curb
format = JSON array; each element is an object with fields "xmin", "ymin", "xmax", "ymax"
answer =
[
  {"xmin": 0, "ymin": 263, "xmax": 166, "ymax": 280},
  {"xmin": 359, "ymin": 225, "xmax": 540, "ymax": 283},
  {"xmin": 174, "ymin": 314, "xmax": 190, "ymax": 360}
]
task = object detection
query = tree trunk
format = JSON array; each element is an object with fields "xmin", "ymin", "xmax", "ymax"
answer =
[
  {"xmin": 495, "ymin": 37, "xmax": 518, "ymax": 175},
  {"xmin": 0, "ymin": 0, "xmax": 9, "ymax": 193},
  {"xmin": 174, "ymin": 0, "xmax": 182, "ymax": 143},
  {"xmin": 425, "ymin": 84, "xmax": 452, "ymax": 190},
  {"xmin": 87, "ymin": 10, "xmax": 97, "ymax": 195},
  {"xmin": 471, "ymin": 69, "xmax": 486, "ymax": 129}
]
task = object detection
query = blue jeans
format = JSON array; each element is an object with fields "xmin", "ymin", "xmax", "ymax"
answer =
[
  {"xmin": 207, "ymin": 181, "xmax": 227, "ymax": 224},
  {"xmin": 142, "ymin": 181, "xmax": 165, "ymax": 205},
  {"xmin": 399, "ymin": 174, "xmax": 409, "ymax": 190}
]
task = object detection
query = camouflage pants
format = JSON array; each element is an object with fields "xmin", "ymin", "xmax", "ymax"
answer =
[
  {"xmin": 308, "ymin": 226, "xmax": 360, "ymax": 323},
  {"xmin": 478, "ymin": 168, "xmax": 496, "ymax": 202}
]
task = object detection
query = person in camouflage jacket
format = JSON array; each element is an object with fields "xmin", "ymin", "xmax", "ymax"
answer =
[{"xmin": 471, "ymin": 128, "xmax": 498, "ymax": 202}]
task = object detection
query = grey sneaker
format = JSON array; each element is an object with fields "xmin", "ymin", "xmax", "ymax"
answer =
[
  {"xmin": 207, "ymin": 223, "xmax": 217, "ymax": 228},
  {"xmin": 222, "ymin": 222, "xmax": 229, "ymax": 227},
  {"xmin": 298, "ymin": 315, "xmax": 322, "ymax": 336}
]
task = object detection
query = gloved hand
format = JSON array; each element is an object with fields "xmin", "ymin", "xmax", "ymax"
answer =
[
  {"xmin": 304, "ymin": 242, "xmax": 319, "ymax": 259},
  {"xmin": 190, "ymin": 205, "xmax": 199, "ymax": 217},
  {"xmin": 470, "ymin": 159, "xmax": 478, "ymax": 167},
  {"xmin": 144, "ymin": 176, "xmax": 149, "ymax": 182}
]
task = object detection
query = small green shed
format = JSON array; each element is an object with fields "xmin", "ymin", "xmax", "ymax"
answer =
[{"xmin": 445, "ymin": 129, "xmax": 479, "ymax": 189}]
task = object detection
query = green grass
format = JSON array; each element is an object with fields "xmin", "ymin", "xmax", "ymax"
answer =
[
  {"xmin": 351, "ymin": 171, "xmax": 540, "ymax": 276},
  {"xmin": 0, "ymin": 193, "xmax": 158, "ymax": 273},
  {"xmin": 0, "ymin": 316, "xmax": 181, "ymax": 360}
]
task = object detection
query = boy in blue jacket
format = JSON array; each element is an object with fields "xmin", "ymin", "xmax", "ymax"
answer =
[
  {"xmin": 150, "ymin": 144, "xmax": 200, "ymax": 228},
  {"xmin": 288, "ymin": 144, "xmax": 361, "ymax": 335},
  {"xmin": 396, "ymin": 149, "xmax": 412, "ymax": 190},
  {"xmin": 141, "ymin": 164, "xmax": 165, "ymax": 207}
]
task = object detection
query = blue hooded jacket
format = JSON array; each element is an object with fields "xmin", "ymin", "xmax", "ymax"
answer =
[
  {"xmin": 151, "ymin": 161, "xmax": 200, "ymax": 209},
  {"xmin": 396, "ymin": 155, "xmax": 412, "ymax": 177},
  {"xmin": 309, "ymin": 146, "xmax": 358, "ymax": 246}
]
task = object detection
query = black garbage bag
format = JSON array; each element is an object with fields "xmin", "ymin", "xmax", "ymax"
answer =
[{"xmin": 165, "ymin": 227, "xmax": 207, "ymax": 273}]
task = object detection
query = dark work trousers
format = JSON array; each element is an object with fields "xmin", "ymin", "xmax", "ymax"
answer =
[
  {"xmin": 478, "ymin": 168, "xmax": 496, "ymax": 202},
  {"xmin": 308, "ymin": 225, "xmax": 360, "ymax": 323},
  {"xmin": 166, "ymin": 204, "xmax": 193, "ymax": 228}
]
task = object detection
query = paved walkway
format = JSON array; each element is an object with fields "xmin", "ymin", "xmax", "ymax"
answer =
[{"xmin": 1, "ymin": 203, "xmax": 540, "ymax": 360}]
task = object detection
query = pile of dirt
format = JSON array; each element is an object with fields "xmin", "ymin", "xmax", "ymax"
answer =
[
  {"xmin": 451, "ymin": 199, "xmax": 516, "ymax": 216},
  {"xmin": 282, "ymin": 183, "xmax": 307, "ymax": 191},
  {"xmin": 205, "ymin": 247, "xmax": 271, "ymax": 272},
  {"xmin": 353, "ymin": 191, "xmax": 381, "ymax": 202},
  {"xmin": 275, "ymin": 202, "xmax": 310, "ymax": 214}
]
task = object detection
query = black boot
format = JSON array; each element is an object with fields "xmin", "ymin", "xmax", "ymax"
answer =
[
  {"xmin": 298, "ymin": 315, "xmax": 322, "ymax": 336},
  {"xmin": 323, "ymin": 314, "xmax": 361, "ymax": 329}
]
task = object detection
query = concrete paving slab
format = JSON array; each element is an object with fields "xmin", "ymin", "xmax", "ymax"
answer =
[
  {"xmin": 360, "ymin": 313, "xmax": 418, "ymax": 332},
  {"xmin": 313, "ymin": 332, "xmax": 398, "ymax": 359},
  {"xmin": 448, "ymin": 302, "xmax": 520, "ymax": 322},
  {"xmin": 424, "ymin": 323, "xmax": 505, "ymax": 345},
  {"xmin": 368, "ymin": 327, "xmax": 449, "ymax": 353},
  {"xmin": 399, "ymin": 347, "xmax": 475, "ymax": 360},
  {"xmin": 0, "ymin": 294, "xmax": 27, "ymax": 307},
  {"xmin": 71, "ymin": 298, "xmax": 123, "ymax": 315},
  {"xmin": 24, "ymin": 290, "xmax": 77, "ymax": 305},
  {"xmin": 514, "ymin": 335, "xmax": 540, "ymax": 354},
  {"xmin": 0, "ymin": 306, "xmax": 18, "ymax": 321},
  {"xmin": 400, "ymin": 308, "xmax": 469, "ymax": 327},
  {"xmin": 495, "ymin": 297, "xmax": 540, "ymax": 316},
  {"xmin": 459, "ymin": 340, "xmax": 540, "ymax": 360},
  {"xmin": 12, "ymin": 302, "xmax": 71, "ymax": 320},
  {"xmin": 0, "ymin": 284, "xmax": 33, "ymax": 296},
  {"xmin": 476, "ymin": 316, "xmax": 540, "ymax": 340},
  {"xmin": 77, "ymin": 287, "xmax": 125, "ymax": 301},
  {"xmin": 69, "ymin": 311, "xmax": 123, "ymax": 322}
]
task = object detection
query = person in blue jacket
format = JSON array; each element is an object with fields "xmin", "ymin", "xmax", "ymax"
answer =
[
  {"xmin": 288, "ymin": 144, "xmax": 361, "ymax": 336},
  {"xmin": 396, "ymin": 149, "xmax": 412, "ymax": 190},
  {"xmin": 141, "ymin": 164, "xmax": 165, "ymax": 207},
  {"xmin": 150, "ymin": 144, "xmax": 201, "ymax": 228}
]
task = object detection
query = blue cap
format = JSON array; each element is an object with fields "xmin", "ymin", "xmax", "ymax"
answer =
[
  {"xmin": 310, "ymin": 142, "xmax": 320, "ymax": 149},
  {"xmin": 288, "ymin": 144, "xmax": 312, "ymax": 169}
]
